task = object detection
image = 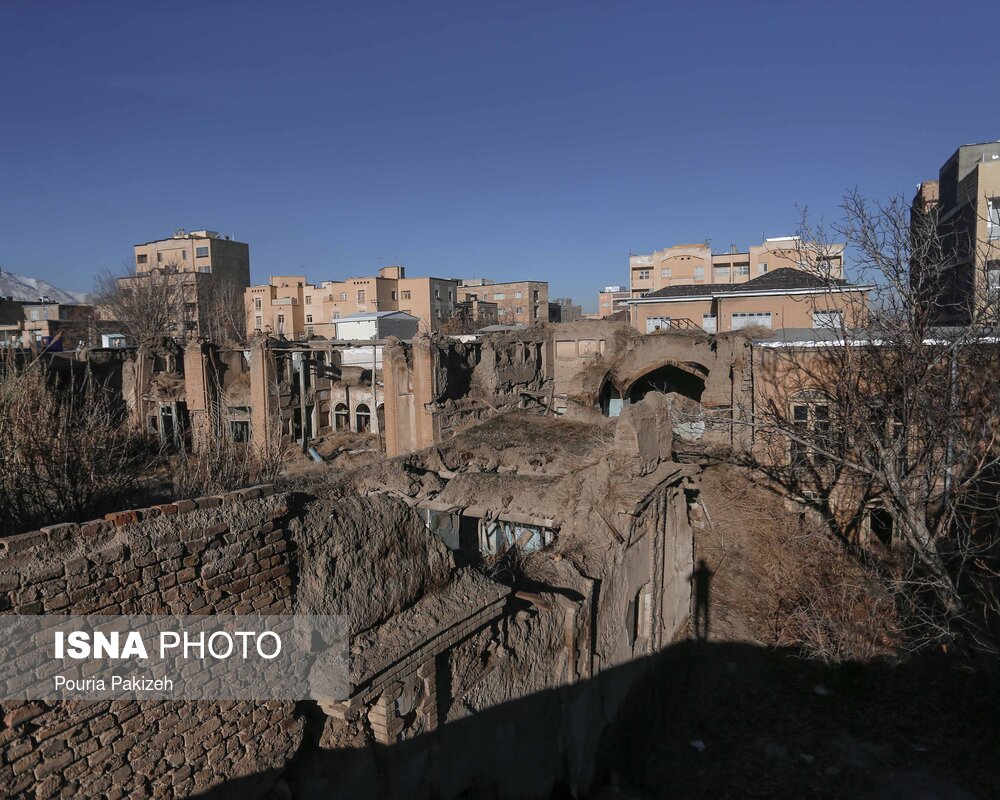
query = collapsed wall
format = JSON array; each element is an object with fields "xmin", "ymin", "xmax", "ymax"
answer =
[{"xmin": 0, "ymin": 393, "xmax": 700, "ymax": 799}]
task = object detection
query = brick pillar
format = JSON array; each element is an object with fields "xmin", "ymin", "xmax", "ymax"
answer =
[
  {"xmin": 183, "ymin": 340, "xmax": 213, "ymax": 452},
  {"xmin": 249, "ymin": 339, "xmax": 278, "ymax": 455}
]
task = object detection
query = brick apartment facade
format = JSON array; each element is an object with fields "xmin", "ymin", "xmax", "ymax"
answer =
[{"xmin": 457, "ymin": 279, "xmax": 548, "ymax": 326}]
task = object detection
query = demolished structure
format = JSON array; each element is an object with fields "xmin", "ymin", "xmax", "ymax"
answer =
[{"xmin": 0, "ymin": 386, "xmax": 700, "ymax": 798}]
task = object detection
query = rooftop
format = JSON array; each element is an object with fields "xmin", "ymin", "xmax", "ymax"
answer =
[{"xmin": 630, "ymin": 268, "xmax": 860, "ymax": 303}]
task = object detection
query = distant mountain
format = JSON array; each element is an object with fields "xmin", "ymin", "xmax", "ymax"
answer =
[{"xmin": 0, "ymin": 268, "xmax": 93, "ymax": 305}]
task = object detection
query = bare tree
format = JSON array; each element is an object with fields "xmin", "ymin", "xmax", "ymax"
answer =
[
  {"xmin": 198, "ymin": 275, "xmax": 248, "ymax": 345},
  {"xmin": 744, "ymin": 191, "xmax": 1000, "ymax": 648},
  {"xmin": 96, "ymin": 262, "xmax": 187, "ymax": 346}
]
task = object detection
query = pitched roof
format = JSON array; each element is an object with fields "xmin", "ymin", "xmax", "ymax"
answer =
[{"xmin": 638, "ymin": 268, "xmax": 852, "ymax": 301}]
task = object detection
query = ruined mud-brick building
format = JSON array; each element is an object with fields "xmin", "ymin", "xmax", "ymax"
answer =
[
  {"xmin": 382, "ymin": 319, "xmax": 754, "ymax": 458},
  {"xmin": 0, "ymin": 387, "xmax": 702, "ymax": 798},
  {"xmin": 120, "ymin": 336, "xmax": 390, "ymax": 451}
]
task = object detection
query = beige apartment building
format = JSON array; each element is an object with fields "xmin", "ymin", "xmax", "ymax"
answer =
[
  {"xmin": 246, "ymin": 266, "xmax": 458, "ymax": 339},
  {"xmin": 912, "ymin": 141, "xmax": 1000, "ymax": 323},
  {"xmin": 627, "ymin": 268, "xmax": 871, "ymax": 335},
  {"xmin": 597, "ymin": 286, "xmax": 630, "ymax": 318},
  {"xmin": 457, "ymin": 279, "xmax": 548, "ymax": 326},
  {"xmin": 628, "ymin": 238, "xmax": 845, "ymax": 298},
  {"xmin": 128, "ymin": 229, "xmax": 250, "ymax": 339}
]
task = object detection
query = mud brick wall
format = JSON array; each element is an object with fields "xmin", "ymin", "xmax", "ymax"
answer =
[{"xmin": 0, "ymin": 486, "xmax": 304, "ymax": 799}]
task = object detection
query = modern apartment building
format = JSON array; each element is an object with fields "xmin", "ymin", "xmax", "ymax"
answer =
[
  {"xmin": 628, "ymin": 238, "xmax": 845, "ymax": 298},
  {"xmin": 627, "ymin": 268, "xmax": 871, "ymax": 335},
  {"xmin": 0, "ymin": 299, "xmax": 110, "ymax": 350},
  {"xmin": 597, "ymin": 286, "xmax": 630, "ymax": 318},
  {"xmin": 127, "ymin": 229, "xmax": 251, "ymax": 339},
  {"xmin": 549, "ymin": 297, "xmax": 583, "ymax": 323},
  {"xmin": 912, "ymin": 141, "xmax": 1000, "ymax": 323},
  {"xmin": 457, "ymin": 279, "xmax": 548, "ymax": 326},
  {"xmin": 246, "ymin": 266, "xmax": 458, "ymax": 339}
]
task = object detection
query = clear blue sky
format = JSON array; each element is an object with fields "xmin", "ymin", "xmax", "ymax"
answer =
[{"xmin": 1, "ymin": 1, "xmax": 995, "ymax": 310}]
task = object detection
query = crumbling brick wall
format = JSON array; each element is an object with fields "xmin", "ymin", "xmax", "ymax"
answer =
[{"xmin": 0, "ymin": 487, "xmax": 303, "ymax": 799}]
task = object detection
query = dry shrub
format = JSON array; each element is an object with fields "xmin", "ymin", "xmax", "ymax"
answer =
[
  {"xmin": 721, "ymin": 470, "xmax": 901, "ymax": 662},
  {"xmin": 170, "ymin": 414, "xmax": 283, "ymax": 499},
  {"xmin": 0, "ymin": 355, "xmax": 154, "ymax": 534}
]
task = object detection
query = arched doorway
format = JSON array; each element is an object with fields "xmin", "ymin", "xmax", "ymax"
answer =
[
  {"xmin": 355, "ymin": 403, "xmax": 371, "ymax": 433},
  {"xmin": 334, "ymin": 403, "xmax": 349, "ymax": 431},
  {"xmin": 599, "ymin": 378, "xmax": 624, "ymax": 417},
  {"xmin": 625, "ymin": 363, "xmax": 705, "ymax": 404}
]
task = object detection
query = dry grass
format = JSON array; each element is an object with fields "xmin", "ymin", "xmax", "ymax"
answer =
[{"xmin": 701, "ymin": 466, "xmax": 901, "ymax": 662}]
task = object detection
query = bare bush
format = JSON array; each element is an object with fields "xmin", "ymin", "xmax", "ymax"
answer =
[
  {"xmin": 0, "ymin": 354, "xmax": 156, "ymax": 534},
  {"xmin": 716, "ymin": 470, "xmax": 901, "ymax": 663},
  {"xmin": 169, "ymin": 397, "xmax": 282, "ymax": 500}
]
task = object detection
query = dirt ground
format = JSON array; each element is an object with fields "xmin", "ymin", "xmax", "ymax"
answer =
[{"xmin": 590, "ymin": 465, "xmax": 999, "ymax": 800}]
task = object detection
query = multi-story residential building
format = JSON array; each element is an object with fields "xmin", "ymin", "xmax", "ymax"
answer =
[
  {"xmin": 597, "ymin": 286, "xmax": 630, "ymax": 318},
  {"xmin": 912, "ymin": 141, "xmax": 1000, "ymax": 323},
  {"xmin": 457, "ymin": 279, "xmax": 548, "ymax": 326},
  {"xmin": 548, "ymin": 297, "xmax": 583, "ymax": 323},
  {"xmin": 127, "ymin": 229, "xmax": 251, "ymax": 339},
  {"xmin": 627, "ymin": 268, "xmax": 872, "ymax": 334},
  {"xmin": 0, "ymin": 298, "xmax": 111, "ymax": 350},
  {"xmin": 628, "ymin": 238, "xmax": 845, "ymax": 299},
  {"xmin": 246, "ymin": 266, "xmax": 458, "ymax": 339}
]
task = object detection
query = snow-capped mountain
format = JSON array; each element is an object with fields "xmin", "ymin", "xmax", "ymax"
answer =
[{"xmin": 0, "ymin": 267, "xmax": 93, "ymax": 304}]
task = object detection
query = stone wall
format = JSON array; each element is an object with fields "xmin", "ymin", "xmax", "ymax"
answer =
[{"xmin": 0, "ymin": 486, "xmax": 302, "ymax": 799}]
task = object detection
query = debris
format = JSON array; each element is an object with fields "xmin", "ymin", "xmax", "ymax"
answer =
[{"xmin": 307, "ymin": 447, "xmax": 324, "ymax": 463}]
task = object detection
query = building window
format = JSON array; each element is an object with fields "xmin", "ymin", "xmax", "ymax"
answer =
[
  {"xmin": 277, "ymin": 314, "xmax": 285, "ymax": 333},
  {"xmin": 713, "ymin": 266, "xmax": 731, "ymax": 281},
  {"xmin": 661, "ymin": 267, "xmax": 671, "ymax": 278},
  {"xmin": 255, "ymin": 315, "xmax": 262, "ymax": 329},
  {"xmin": 533, "ymin": 306, "xmax": 540, "ymax": 319},
  {"xmin": 157, "ymin": 252, "xmax": 163, "ymax": 263},
  {"xmin": 516, "ymin": 306, "xmax": 523, "ymax": 314},
  {"xmin": 988, "ymin": 199, "xmax": 1000, "ymax": 239},
  {"xmin": 533, "ymin": 290, "xmax": 540, "ymax": 301},
  {"xmin": 355, "ymin": 403, "xmax": 371, "ymax": 433},
  {"xmin": 694, "ymin": 266, "xmax": 704, "ymax": 280},
  {"xmin": 702, "ymin": 314, "xmax": 717, "ymax": 334},
  {"xmin": 759, "ymin": 262, "xmax": 768, "ymax": 274},
  {"xmin": 813, "ymin": 310, "xmax": 844, "ymax": 329},
  {"xmin": 305, "ymin": 295, "xmax": 312, "ymax": 305},
  {"xmin": 306, "ymin": 326, "xmax": 314, "ymax": 337},
  {"xmin": 390, "ymin": 291, "xmax": 397, "ymax": 300},
  {"xmin": 137, "ymin": 254, "xmax": 148, "ymax": 264},
  {"xmin": 731, "ymin": 312, "xmax": 772, "ymax": 330},
  {"xmin": 790, "ymin": 397, "xmax": 834, "ymax": 468},
  {"xmin": 401, "ymin": 290, "xmax": 411, "ymax": 300},
  {"xmin": 357, "ymin": 290, "xmax": 365, "ymax": 304},
  {"xmin": 434, "ymin": 288, "xmax": 441, "ymax": 300},
  {"xmin": 493, "ymin": 292, "xmax": 505, "ymax": 300},
  {"xmin": 333, "ymin": 311, "xmax": 340, "ymax": 319},
  {"xmin": 645, "ymin": 316, "xmax": 671, "ymax": 333},
  {"xmin": 636, "ymin": 270, "xmax": 650, "ymax": 280},
  {"xmin": 498, "ymin": 308, "xmax": 507, "ymax": 316},
  {"xmin": 448, "ymin": 290, "xmax": 454, "ymax": 301},
  {"xmin": 988, "ymin": 261, "xmax": 1000, "ymax": 300},
  {"xmin": 340, "ymin": 292, "xmax": 348, "ymax": 301},
  {"xmin": 181, "ymin": 250, "xmax": 186, "ymax": 260},
  {"xmin": 306, "ymin": 314, "xmax": 313, "ymax": 323},
  {"xmin": 196, "ymin": 246, "xmax": 209, "ymax": 258},
  {"xmin": 254, "ymin": 298, "xmax": 262, "ymax": 310},
  {"xmin": 737, "ymin": 264, "xmax": 750, "ymax": 276}
]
